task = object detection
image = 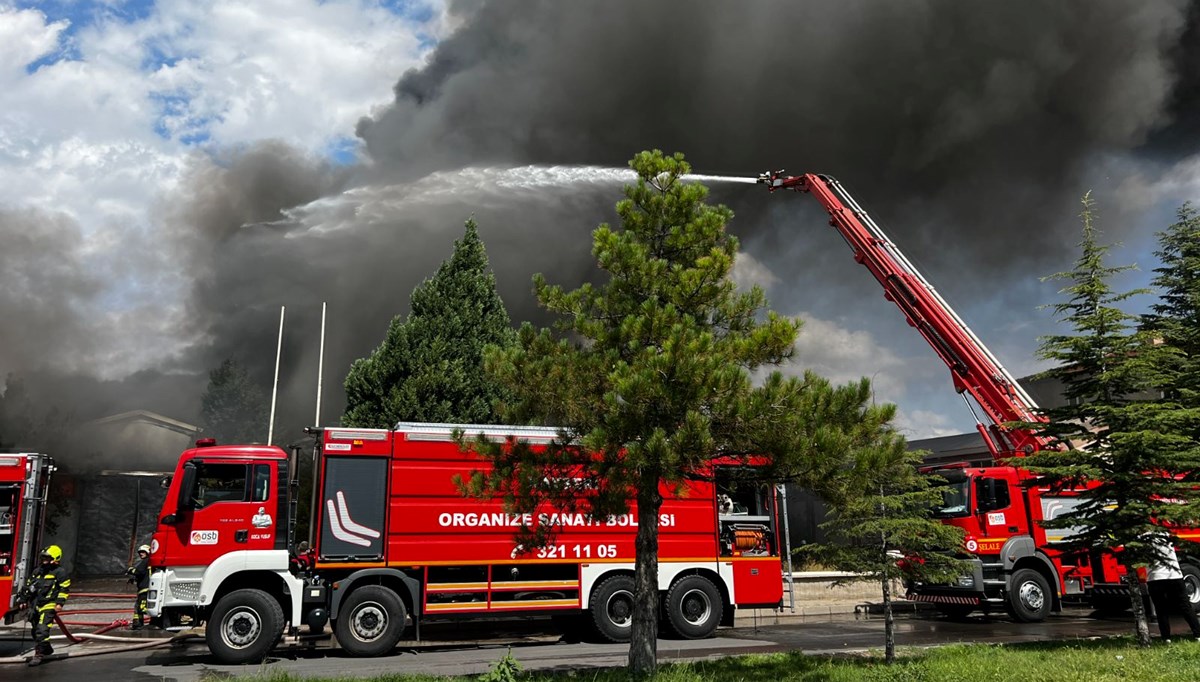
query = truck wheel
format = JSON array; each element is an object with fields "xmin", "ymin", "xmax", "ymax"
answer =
[
  {"xmin": 1183, "ymin": 564, "xmax": 1200, "ymax": 612},
  {"xmin": 589, "ymin": 575, "xmax": 635, "ymax": 643},
  {"xmin": 1006, "ymin": 568, "xmax": 1051, "ymax": 623},
  {"xmin": 664, "ymin": 575, "xmax": 723, "ymax": 639},
  {"xmin": 334, "ymin": 585, "xmax": 407, "ymax": 657},
  {"xmin": 206, "ymin": 589, "xmax": 284, "ymax": 664}
]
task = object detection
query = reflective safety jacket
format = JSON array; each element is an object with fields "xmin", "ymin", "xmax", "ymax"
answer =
[
  {"xmin": 26, "ymin": 562, "xmax": 70, "ymax": 611},
  {"xmin": 127, "ymin": 555, "xmax": 150, "ymax": 591}
]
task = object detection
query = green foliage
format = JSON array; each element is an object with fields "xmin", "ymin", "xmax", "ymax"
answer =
[
  {"xmin": 802, "ymin": 436, "xmax": 965, "ymax": 663},
  {"xmin": 478, "ymin": 649, "xmax": 523, "ymax": 682},
  {"xmin": 802, "ymin": 440, "xmax": 965, "ymax": 587},
  {"xmin": 466, "ymin": 150, "xmax": 902, "ymax": 673},
  {"xmin": 224, "ymin": 638, "xmax": 1200, "ymax": 681},
  {"xmin": 1019, "ymin": 194, "xmax": 1200, "ymax": 646},
  {"xmin": 1024, "ymin": 194, "xmax": 1200, "ymax": 556},
  {"xmin": 200, "ymin": 359, "xmax": 270, "ymax": 444},
  {"xmin": 343, "ymin": 219, "xmax": 516, "ymax": 428},
  {"xmin": 1142, "ymin": 204, "xmax": 1200, "ymax": 498}
]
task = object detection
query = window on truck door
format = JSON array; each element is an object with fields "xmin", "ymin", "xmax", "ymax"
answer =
[
  {"xmin": 974, "ymin": 477, "xmax": 1011, "ymax": 512},
  {"xmin": 194, "ymin": 463, "xmax": 249, "ymax": 508},
  {"xmin": 252, "ymin": 464, "xmax": 270, "ymax": 502}
]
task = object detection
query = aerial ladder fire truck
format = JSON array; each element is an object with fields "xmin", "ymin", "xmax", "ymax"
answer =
[{"xmin": 758, "ymin": 171, "xmax": 1200, "ymax": 621}]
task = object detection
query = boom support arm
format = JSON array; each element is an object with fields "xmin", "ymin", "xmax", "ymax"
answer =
[{"xmin": 760, "ymin": 171, "xmax": 1050, "ymax": 459}]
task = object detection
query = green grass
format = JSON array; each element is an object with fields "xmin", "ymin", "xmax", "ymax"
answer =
[{"xmin": 227, "ymin": 637, "xmax": 1200, "ymax": 682}]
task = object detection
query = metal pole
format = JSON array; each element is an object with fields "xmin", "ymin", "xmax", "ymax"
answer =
[
  {"xmin": 268, "ymin": 306, "xmax": 285, "ymax": 445},
  {"xmin": 778, "ymin": 484, "xmax": 795, "ymax": 613},
  {"xmin": 315, "ymin": 302, "xmax": 327, "ymax": 427}
]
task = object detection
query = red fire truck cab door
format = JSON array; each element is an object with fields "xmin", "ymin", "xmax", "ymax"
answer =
[{"xmin": 161, "ymin": 459, "xmax": 283, "ymax": 566}]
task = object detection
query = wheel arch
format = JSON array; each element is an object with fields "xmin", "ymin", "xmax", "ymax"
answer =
[
  {"xmin": 329, "ymin": 569, "xmax": 421, "ymax": 624},
  {"xmin": 663, "ymin": 567, "xmax": 732, "ymax": 625},
  {"xmin": 582, "ymin": 568, "xmax": 637, "ymax": 606},
  {"xmin": 206, "ymin": 571, "xmax": 292, "ymax": 622},
  {"xmin": 999, "ymin": 537, "xmax": 1062, "ymax": 612},
  {"xmin": 1012, "ymin": 555, "xmax": 1062, "ymax": 612}
]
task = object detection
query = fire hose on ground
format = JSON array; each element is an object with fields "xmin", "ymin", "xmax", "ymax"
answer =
[{"xmin": 0, "ymin": 610, "xmax": 201, "ymax": 664}]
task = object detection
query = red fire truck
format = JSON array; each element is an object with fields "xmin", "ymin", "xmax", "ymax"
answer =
[
  {"xmin": 146, "ymin": 423, "xmax": 783, "ymax": 663},
  {"xmin": 0, "ymin": 453, "xmax": 55, "ymax": 622},
  {"xmin": 760, "ymin": 170, "xmax": 1200, "ymax": 621}
]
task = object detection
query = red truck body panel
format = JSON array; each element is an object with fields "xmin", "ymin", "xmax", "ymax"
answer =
[{"xmin": 311, "ymin": 424, "xmax": 783, "ymax": 612}]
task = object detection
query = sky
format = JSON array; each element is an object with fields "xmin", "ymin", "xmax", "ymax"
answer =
[{"xmin": 3, "ymin": 0, "xmax": 1200, "ymax": 450}]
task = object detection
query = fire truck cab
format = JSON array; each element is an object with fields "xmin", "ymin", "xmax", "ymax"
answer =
[{"xmin": 911, "ymin": 463, "xmax": 1200, "ymax": 620}]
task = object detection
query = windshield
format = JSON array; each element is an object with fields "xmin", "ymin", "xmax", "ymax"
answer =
[{"xmin": 931, "ymin": 472, "xmax": 971, "ymax": 518}]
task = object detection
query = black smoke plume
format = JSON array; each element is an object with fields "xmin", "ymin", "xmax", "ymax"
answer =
[{"xmin": 6, "ymin": 0, "xmax": 1200, "ymax": 456}]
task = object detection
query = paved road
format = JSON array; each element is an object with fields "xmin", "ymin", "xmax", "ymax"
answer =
[{"xmin": 0, "ymin": 610, "xmax": 1145, "ymax": 682}]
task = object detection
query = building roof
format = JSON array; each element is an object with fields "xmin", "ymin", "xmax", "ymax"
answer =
[
  {"xmin": 908, "ymin": 431, "xmax": 991, "ymax": 466},
  {"xmin": 83, "ymin": 410, "xmax": 200, "ymax": 436}
]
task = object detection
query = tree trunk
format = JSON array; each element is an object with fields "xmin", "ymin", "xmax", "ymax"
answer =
[
  {"xmin": 1125, "ymin": 573, "xmax": 1152, "ymax": 647},
  {"xmin": 882, "ymin": 574, "xmax": 895, "ymax": 663},
  {"xmin": 628, "ymin": 475, "xmax": 662, "ymax": 676}
]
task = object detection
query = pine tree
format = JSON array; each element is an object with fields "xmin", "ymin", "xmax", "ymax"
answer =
[
  {"xmin": 467, "ymin": 150, "xmax": 906, "ymax": 674},
  {"xmin": 1142, "ymin": 204, "xmax": 1200, "ymax": 591},
  {"xmin": 1146, "ymin": 203, "xmax": 1200, "ymax": 416},
  {"xmin": 803, "ymin": 427, "xmax": 964, "ymax": 663},
  {"xmin": 1023, "ymin": 193, "xmax": 1181, "ymax": 647},
  {"xmin": 200, "ymin": 359, "xmax": 269, "ymax": 444},
  {"xmin": 342, "ymin": 219, "xmax": 516, "ymax": 427}
]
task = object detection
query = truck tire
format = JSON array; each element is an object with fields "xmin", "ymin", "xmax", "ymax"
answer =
[
  {"xmin": 589, "ymin": 575, "xmax": 635, "ymax": 643},
  {"xmin": 1183, "ymin": 564, "xmax": 1200, "ymax": 613},
  {"xmin": 334, "ymin": 585, "xmax": 407, "ymax": 657},
  {"xmin": 663, "ymin": 575, "xmax": 723, "ymax": 639},
  {"xmin": 206, "ymin": 588, "xmax": 284, "ymax": 664},
  {"xmin": 1006, "ymin": 568, "xmax": 1051, "ymax": 623}
]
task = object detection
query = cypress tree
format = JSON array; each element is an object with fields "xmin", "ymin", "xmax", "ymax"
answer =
[{"xmin": 343, "ymin": 219, "xmax": 516, "ymax": 427}]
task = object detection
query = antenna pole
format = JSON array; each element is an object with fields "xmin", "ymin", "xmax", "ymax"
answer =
[
  {"xmin": 315, "ymin": 302, "xmax": 327, "ymax": 426},
  {"xmin": 268, "ymin": 306, "xmax": 285, "ymax": 444}
]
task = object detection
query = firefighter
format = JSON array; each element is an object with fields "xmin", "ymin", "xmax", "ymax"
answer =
[
  {"xmin": 19, "ymin": 544, "xmax": 70, "ymax": 666},
  {"xmin": 126, "ymin": 544, "xmax": 151, "ymax": 630}
]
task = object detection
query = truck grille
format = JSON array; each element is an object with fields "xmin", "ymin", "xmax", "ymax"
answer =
[{"xmin": 170, "ymin": 582, "xmax": 201, "ymax": 602}]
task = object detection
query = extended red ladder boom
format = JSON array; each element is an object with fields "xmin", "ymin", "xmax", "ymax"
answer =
[{"xmin": 760, "ymin": 171, "xmax": 1051, "ymax": 459}]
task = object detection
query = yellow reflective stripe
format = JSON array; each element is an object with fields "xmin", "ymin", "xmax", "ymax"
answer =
[{"xmin": 37, "ymin": 603, "xmax": 56, "ymax": 611}]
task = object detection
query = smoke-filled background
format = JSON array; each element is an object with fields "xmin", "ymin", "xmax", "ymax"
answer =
[{"xmin": 4, "ymin": 0, "xmax": 1200, "ymax": 464}]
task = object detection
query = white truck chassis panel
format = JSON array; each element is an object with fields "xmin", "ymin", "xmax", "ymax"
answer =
[{"xmin": 147, "ymin": 550, "xmax": 304, "ymax": 623}]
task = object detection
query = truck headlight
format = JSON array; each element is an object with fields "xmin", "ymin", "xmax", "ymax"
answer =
[{"xmin": 957, "ymin": 575, "xmax": 975, "ymax": 588}]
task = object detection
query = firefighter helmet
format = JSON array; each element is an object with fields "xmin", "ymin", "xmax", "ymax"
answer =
[
  {"xmin": 137, "ymin": 544, "xmax": 150, "ymax": 555},
  {"xmin": 41, "ymin": 545, "xmax": 62, "ymax": 562}
]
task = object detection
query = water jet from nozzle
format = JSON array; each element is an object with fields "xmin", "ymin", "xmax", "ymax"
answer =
[{"xmin": 680, "ymin": 174, "xmax": 759, "ymax": 184}]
